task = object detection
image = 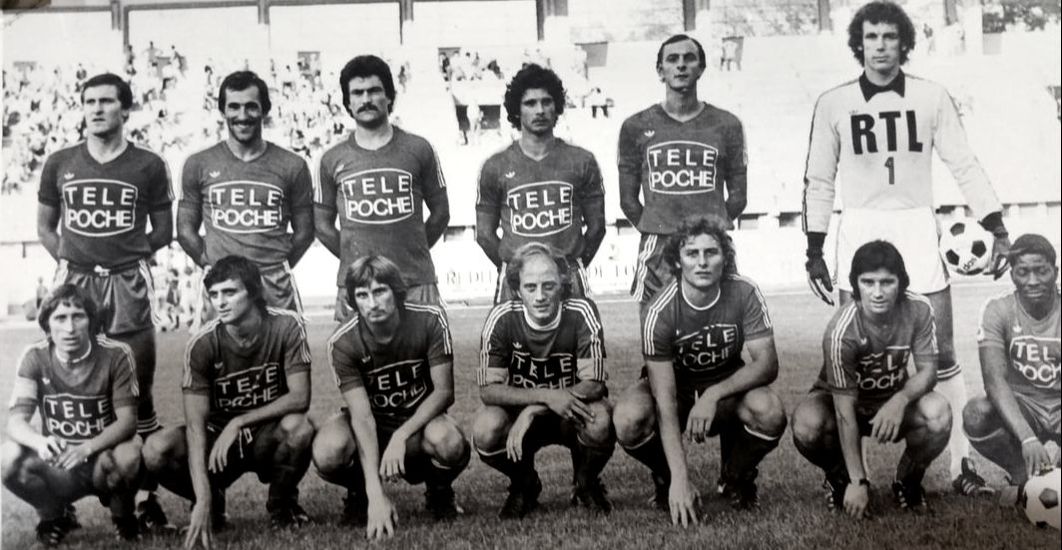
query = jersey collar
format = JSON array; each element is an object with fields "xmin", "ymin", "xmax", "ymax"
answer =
[{"xmin": 859, "ymin": 70, "xmax": 906, "ymax": 102}]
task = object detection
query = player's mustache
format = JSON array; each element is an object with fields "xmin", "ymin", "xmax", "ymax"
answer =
[{"xmin": 358, "ymin": 105, "xmax": 378, "ymax": 113}]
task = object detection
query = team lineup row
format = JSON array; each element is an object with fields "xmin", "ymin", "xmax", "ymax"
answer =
[{"xmin": 4, "ymin": 0, "xmax": 1059, "ymax": 546}]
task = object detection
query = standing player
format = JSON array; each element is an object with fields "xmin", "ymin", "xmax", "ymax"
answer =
[
  {"xmin": 473, "ymin": 243, "xmax": 614, "ymax": 518},
  {"xmin": 3, "ymin": 286, "xmax": 143, "ymax": 545},
  {"xmin": 36, "ymin": 72, "xmax": 173, "ymax": 527},
  {"xmin": 802, "ymin": 0, "xmax": 1009, "ymax": 495},
  {"xmin": 313, "ymin": 256, "xmax": 469, "ymax": 540},
  {"xmin": 618, "ymin": 34, "xmax": 748, "ymax": 309},
  {"xmin": 141, "ymin": 256, "xmax": 315, "ymax": 547},
  {"xmin": 178, "ymin": 70, "xmax": 314, "ymax": 321},
  {"xmin": 964, "ymin": 234, "xmax": 1060, "ymax": 490},
  {"xmin": 613, "ymin": 218, "xmax": 786, "ymax": 526},
  {"xmin": 476, "ymin": 64, "xmax": 606, "ymax": 302},
  {"xmin": 792, "ymin": 240, "xmax": 951, "ymax": 517},
  {"xmin": 315, "ymin": 55, "xmax": 450, "ymax": 321}
]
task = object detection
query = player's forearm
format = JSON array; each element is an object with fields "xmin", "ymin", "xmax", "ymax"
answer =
[
  {"xmin": 5, "ymin": 413, "xmax": 49, "ymax": 450},
  {"xmin": 898, "ymin": 363, "xmax": 936, "ymax": 403},
  {"xmin": 480, "ymin": 384, "xmax": 558, "ymax": 408},
  {"xmin": 724, "ymin": 173, "xmax": 748, "ymax": 222},
  {"xmin": 705, "ymin": 360, "xmax": 776, "ymax": 403},
  {"xmin": 147, "ymin": 211, "xmax": 174, "ymax": 253},
  {"xmin": 981, "ymin": 352, "xmax": 1037, "ymax": 441},
  {"xmin": 395, "ymin": 388, "xmax": 452, "ymax": 442},
  {"xmin": 230, "ymin": 387, "xmax": 309, "ymax": 430},
  {"xmin": 579, "ymin": 214, "xmax": 606, "ymax": 266},
  {"xmin": 834, "ymin": 397, "xmax": 866, "ymax": 480},
  {"xmin": 38, "ymin": 228, "xmax": 61, "ymax": 260},
  {"xmin": 185, "ymin": 419, "xmax": 213, "ymax": 504},
  {"xmin": 801, "ymin": 176, "xmax": 836, "ymax": 235},
  {"xmin": 618, "ymin": 175, "xmax": 643, "ymax": 226},
  {"xmin": 475, "ymin": 226, "xmax": 503, "ymax": 268},
  {"xmin": 348, "ymin": 415, "xmax": 386, "ymax": 498},
  {"xmin": 655, "ymin": 395, "xmax": 690, "ymax": 484},
  {"xmin": 313, "ymin": 211, "xmax": 342, "ymax": 258},
  {"xmin": 177, "ymin": 227, "xmax": 208, "ymax": 267},
  {"xmin": 424, "ymin": 210, "xmax": 449, "ymax": 248},
  {"xmin": 37, "ymin": 205, "xmax": 61, "ymax": 260},
  {"xmin": 286, "ymin": 212, "xmax": 315, "ymax": 266},
  {"xmin": 82, "ymin": 407, "xmax": 137, "ymax": 456}
]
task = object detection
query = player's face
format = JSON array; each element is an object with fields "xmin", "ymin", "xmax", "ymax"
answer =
[
  {"xmin": 353, "ymin": 280, "xmax": 398, "ymax": 324},
  {"xmin": 656, "ymin": 39, "xmax": 704, "ymax": 93},
  {"xmin": 677, "ymin": 233, "xmax": 726, "ymax": 291},
  {"xmin": 208, "ymin": 278, "xmax": 254, "ymax": 324},
  {"xmin": 518, "ymin": 255, "xmax": 563, "ymax": 325},
  {"xmin": 861, "ymin": 21, "xmax": 902, "ymax": 75},
  {"xmin": 519, "ymin": 88, "xmax": 558, "ymax": 136},
  {"xmin": 1011, "ymin": 254, "xmax": 1058, "ymax": 306},
  {"xmin": 856, "ymin": 268, "xmax": 901, "ymax": 316},
  {"xmin": 223, "ymin": 86, "xmax": 264, "ymax": 144},
  {"xmin": 82, "ymin": 84, "xmax": 126, "ymax": 137},
  {"xmin": 47, "ymin": 302, "xmax": 92, "ymax": 358},
  {"xmin": 346, "ymin": 76, "xmax": 391, "ymax": 128}
]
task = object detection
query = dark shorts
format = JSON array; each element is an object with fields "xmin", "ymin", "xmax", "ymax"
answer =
[
  {"xmin": 196, "ymin": 261, "xmax": 304, "ymax": 328},
  {"xmin": 338, "ymin": 408, "xmax": 436, "ymax": 484},
  {"xmin": 55, "ymin": 259, "xmax": 155, "ymax": 335},
  {"xmin": 334, "ymin": 283, "xmax": 442, "ymax": 323},
  {"xmin": 807, "ymin": 389, "xmax": 908, "ymax": 439},
  {"xmin": 495, "ymin": 258, "xmax": 592, "ymax": 304},
  {"xmin": 631, "ymin": 233, "xmax": 671, "ymax": 306},
  {"xmin": 637, "ymin": 369, "xmax": 744, "ymax": 435},
  {"xmin": 1014, "ymin": 392, "xmax": 1062, "ymax": 441},
  {"xmin": 204, "ymin": 420, "xmax": 281, "ymax": 489},
  {"xmin": 12, "ymin": 442, "xmax": 102, "ymax": 498}
]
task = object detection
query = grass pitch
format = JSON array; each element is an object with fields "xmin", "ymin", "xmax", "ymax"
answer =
[{"xmin": 2, "ymin": 283, "xmax": 1059, "ymax": 549}]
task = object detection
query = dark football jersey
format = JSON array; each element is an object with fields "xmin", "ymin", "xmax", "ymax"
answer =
[
  {"xmin": 315, "ymin": 127, "xmax": 448, "ymax": 287},
  {"xmin": 617, "ymin": 103, "xmax": 746, "ymax": 234},
  {"xmin": 478, "ymin": 298, "xmax": 606, "ymax": 389},
  {"xmin": 182, "ymin": 308, "xmax": 311, "ymax": 427},
  {"xmin": 814, "ymin": 292, "xmax": 938, "ymax": 410},
  {"xmin": 328, "ymin": 303, "xmax": 452, "ymax": 423},
  {"xmin": 9, "ymin": 336, "xmax": 139, "ymax": 444},
  {"xmin": 38, "ymin": 142, "xmax": 173, "ymax": 266},
  {"xmin": 180, "ymin": 142, "xmax": 313, "ymax": 266},
  {"xmin": 978, "ymin": 288, "xmax": 1061, "ymax": 405},
  {"xmin": 643, "ymin": 275, "xmax": 772, "ymax": 390},
  {"xmin": 476, "ymin": 140, "xmax": 604, "ymax": 262}
]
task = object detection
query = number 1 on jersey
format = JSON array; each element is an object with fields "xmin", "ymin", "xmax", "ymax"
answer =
[{"xmin": 884, "ymin": 156, "xmax": 895, "ymax": 185}]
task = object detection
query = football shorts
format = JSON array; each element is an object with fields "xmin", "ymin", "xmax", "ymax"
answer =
[
  {"xmin": 55, "ymin": 259, "xmax": 155, "ymax": 335},
  {"xmin": 631, "ymin": 233, "xmax": 673, "ymax": 306},
  {"xmin": 834, "ymin": 207, "xmax": 948, "ymax": 294}
]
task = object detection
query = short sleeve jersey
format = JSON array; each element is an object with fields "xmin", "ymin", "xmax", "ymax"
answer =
[
  {"xmin": 802, "ymin": 72, "xmax": 1002, "ymax": 234},
  {"xmin": 617, "ymin": 103, "xmax": 747, "ymax": 234},
  {"xmin": 180, "ymin": 142, "xmax": 313, "ymax": 266},
  {"xmin": 8, "ymin": 336, "xmax": 139, "ymax": 445},
  {"xmin": 328, "ymin": 304, "xmax": 453, "ymax": 422},
  {"xmin": 38, "ymin": 142, "xmax": 173, "ymax": 266},
  {"xmin": 977, "ymin": 289, "xmax": 1061, "ymax": 403},
  {"xmin": 182, "ymin": 309, "xmax": 311, "ymax": 427},
  {"xmin": 478, "ymin": 298, "xmax": 606, "ymax": 388},
  {"xmin": 476, "ymin": 140, "xmax": 605, "ymax": 262},
  {"xmin": 315, "ymin": 128, "xmax": 447, "ymax": 286},
  {"xmin": 643, "ymin": 275, "xmax": 772, "ymax": 390},
  {"xmin": 815, "ymin": 293, "xmax": 938, "ymax": 410}
]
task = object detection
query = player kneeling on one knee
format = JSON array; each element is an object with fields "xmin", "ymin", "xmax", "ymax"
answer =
[
  {"xmin": 793, "ymin": 240, "xmax": 951, "ymax": 519},
  {"xmin": 141, "ymin": 256, "xmax": 315, "ymax": 548},
  {"xmin": 312, "ymin": 255, "xmax": 469, "ymax": 541},
  {"xmin": 473, "ymin": 242, "xmax": 615, "ymax": 519},
  {"xmin": 3, "ymin": 285, "xmax": 143, "ymax": 546},
  {"xmin": 613, "ymin": 217, "xmax": 786, "ymax": 527},
  {"xmin": 963, "ymin": 234, "xmax": 1061, "ymax": 496}
]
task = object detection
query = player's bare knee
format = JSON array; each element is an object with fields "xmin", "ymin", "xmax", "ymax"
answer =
[
  {"xmin": 961, "ymin": 395, "xmax": 996, "ymax": 436},
  {"xmin": 141, "ymin": 427, "xmax": 183, "ymax": 472},
  {"xmin": 612, "ymin": 395, "xmax": 655, "ymax": 446},
  {"xmin": 791, "ymin": 399, "xmax": 831, "ymax": 448},
  {"xmin": 311, "ymin": 431, "xmax": 354, "ymax": 474},
  {"xmin": 0, "ymin": 442, "xmax": 32, "ymax": 488},
  {"xmin": 916, "ymin": 392, "xmax": 952, "ymax": 435},
  {"xmin": 423, "ymin": 417, "xmax": 468, "ymax": 464},
  {"xmin": 472, "ymin": 407, "xmax": 510, "ymax": 453},
  {"xmin": 579, "ymin": 400, "xmax": 615, "ymax": 447},
  {"xmin": 278, "ymin": 413, "xmax": 315, "ymax": 450},
  {"xmin": 110, "ymin": 440, "xmax": 143, "ymax": 484},
  {"xmin": 740, "ymin": 388, "xmax": 787, "ymax": 436}
]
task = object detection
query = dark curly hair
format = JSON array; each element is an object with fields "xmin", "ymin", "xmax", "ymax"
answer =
[
  {"xmin": 656, "ymin": 34, "xmax": 707, "ymax": 70},
  {"xmin": 664, "ymin": 216, "xmax": 738, "ymax": 279},
  {"xmin": 218, "ymin": 70, "xmax": 272, "ymax": 115},
  {"xmin": 204, "ymin": 255, "xmax": 268, "ymax": 314},
  {"xmin": 503, "ymin": 64, "xmax": 565, "ymax": 129},
  {"xmin": 38, "ymin": 284, "xmax": 103, "ymax": 336},
  {"xmin": 848, "ymin": 240, "xmax": 910, "ymax": 301},
  {"xmin": 339, "ymin": 55, "xmax": 396, "ymax": 117},
  {"xmin": 81, "ymin": 73, "xmax": 133, "ymax": 110},
  {"xmin": 847, "ymin": 1, "xmax": 917, "ymax": 66}
]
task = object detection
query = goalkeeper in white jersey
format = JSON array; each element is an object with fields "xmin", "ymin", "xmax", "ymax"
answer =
[{"xmin": 801, "ymin": 0, "xmax": 1011, "ymax": 496}]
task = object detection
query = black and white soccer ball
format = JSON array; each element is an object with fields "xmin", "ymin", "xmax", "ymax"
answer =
[
  {"xmin": 1020, "ymin": 467, "xmax": 1060, "ymax": 530},
  {"xmin": 940, "ymin": 219, "xmax": 992, "ymax": 276}
]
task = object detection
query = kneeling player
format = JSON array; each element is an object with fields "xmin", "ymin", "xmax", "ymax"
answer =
[
  {"xmin": 3, "ymin": 285, "xmax": 143, "ymax": 545},
  {"xmin": 792, "ymin": 240, "xmax": 951, "ymax": 518},
  {"xmin": 613, "ymin": 217, "xmax": 786, "ymax": 526},
  {"xmin": 473, "ymin": 243, "xmax": 614, "ymax": 518},
  {"xmin": 142, "ymin": 256, "xmax": 315, "ymax": 548},
  {"xmin": 313, "ymin": 256, "xmax": 469, "ymax": 540},
  {"xmin": 964, "ymin": 234, "xmax": 1060, "ymax": 490}
]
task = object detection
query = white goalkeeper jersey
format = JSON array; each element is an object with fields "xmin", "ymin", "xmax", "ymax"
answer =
[{"xmin": 802, "ymin": 71, "xmax": 1003, "ymax": 234}]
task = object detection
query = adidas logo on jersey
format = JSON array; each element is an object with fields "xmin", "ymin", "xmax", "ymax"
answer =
[
  {"xmin": 643, "ymin": 130, "xmax": 655, "ymax": 138},
  {"xmin": 41, "ymin": 377, "xmax": 52, "ymax": 386},
  {"xmin": 513, "ymin": 342, "xmax": 523, "ymax": 349},
  {"xmin": 361, "ymin": 356, "xmax": 371, "ymax": 363},
  {"xmin": 64, "ymin": 172, "xmax": 75, "ymax": 180},
  {"xmin": 505, "ymin": 171, "xmax": 516, "ymax": 179},
  {"xmin": 209, "ymin": 170, "xmax": 221, "ymax": 179}
]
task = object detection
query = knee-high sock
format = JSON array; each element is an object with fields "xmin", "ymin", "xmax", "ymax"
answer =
[
  {"xmin": 967, "ymin": 427, "xmax": 1027, "ymax": 483},
  {"xmin": 937, "ymin": 374, "xmax": 970, "ymax": 478},
  {"xmin": 476, "ymin": 446, "xmax": 535, "ymax": 487},
  {"xmin": 620, "ymin": 431, "xmax": 669, "ymax": 482},
  {"xmin": 723, "ymin": 424, "xmax": 781, "ymax": 482},
  {"xmin": 317, "ymin": 460, "xmax": 366, "ymax": 493},
  {"xmin": 572, "ymin": 438, "xmax": 614, "ymax": 487},
  {"xmin": 426, "ymin": 445, "xmax": 472, "ymax": 490}
]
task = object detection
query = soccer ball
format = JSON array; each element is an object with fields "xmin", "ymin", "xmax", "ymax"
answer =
[
  {"xmin": 940, "ymin": 219, "xmax": 992, "ymax": 276},
  {"xmin": 1020, "ymin": 468, "xmax": 1061, "ymax": 530}
]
